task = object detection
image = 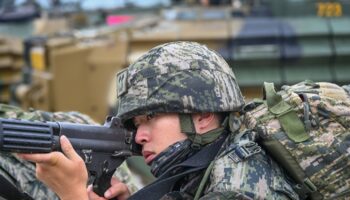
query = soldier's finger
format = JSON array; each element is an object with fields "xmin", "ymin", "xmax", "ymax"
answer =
[
  {"xmin": 60, "ymin": 135, "xmax": 80, "ymax": 161},
  {"xmin": 17, "ymin": 153, "xmax": 58, "ymax": 165},
  {"xmin": 104, "ymin": 179, "xmax": 130, "ymax": 199},
  {"xmin": 110, "ymin": 176, "xmax": 121, "ymax": 184},
  {"xmin": 87, "ymin": 185, "xmax": 107, "ymax": 200}
]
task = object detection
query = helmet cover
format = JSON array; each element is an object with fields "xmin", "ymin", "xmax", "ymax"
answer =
[{"xmin": 116, "ymin": 41, "xmax": 245, "ymax": 125}]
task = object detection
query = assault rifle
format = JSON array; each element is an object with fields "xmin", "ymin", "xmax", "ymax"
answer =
[{"xmin": 0, "ymin": 116, "xmax": 134, "ymax": 197}]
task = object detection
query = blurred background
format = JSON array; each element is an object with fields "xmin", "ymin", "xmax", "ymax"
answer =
[
  {"xmin": 1, "ymin": 0, "xmax": 350, "ymax": 186},
  {"xmin": 0, "ymin": 0, "xmax": 350, "ymax": 123},
  {"xmin": 1, "ymin": 0, "xmax": 350, "ymax": 123}
]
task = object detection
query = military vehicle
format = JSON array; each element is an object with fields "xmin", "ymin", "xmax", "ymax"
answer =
[
  {"xmin": 0, "ymin": 0, "xmax": 111, "ymax": 110},
  {"xmin": 5, "ymin": 0, "xmax": 350, "ymax": 121},
  {"xmin": 128, "ymin": 0, "xmax": 350, "ymax": 99},
  {"xmin": 0, "ymin": 35, "xmax": 23, "ymax": 104},
  {"xmin": 0, "ymin": 0, "xmax": 41, "ymax": 23},
  {"xmin": 9, "ymin": 14, "xmax": 159, "ymax": 123}
]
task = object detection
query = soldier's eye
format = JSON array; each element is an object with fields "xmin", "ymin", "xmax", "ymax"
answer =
[{"xmin": 132, "ymin": 118, "xmax": 140, "ymax": 128}]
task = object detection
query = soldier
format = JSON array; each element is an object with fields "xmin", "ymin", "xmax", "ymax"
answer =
[
  {"xmin": 0, "ymin": 104, "xmax": 142, "ymax": 200},
  {"xmin": 19, "ymin": 42, "xmax": 300, "ymax": 199}
]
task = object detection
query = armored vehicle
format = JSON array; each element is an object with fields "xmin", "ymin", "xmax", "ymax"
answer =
[
  {"xmin": 5, "ymin": 0, "xmax": 350, "ymax": 121},
  {"xmin": 10, "ymin": 14, "xmax": 158, "ymax": 123},
  {"xmin": 129, "ymin": 0, "xmax": 350, "ymax": 99}
]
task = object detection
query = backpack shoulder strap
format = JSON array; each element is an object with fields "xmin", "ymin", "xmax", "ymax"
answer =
[{"xmin": 263, "ymin": 82, "xmax": 309, "ymax": 143}]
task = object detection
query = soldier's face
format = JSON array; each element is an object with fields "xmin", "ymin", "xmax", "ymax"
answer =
[{"xmin": 133, "ymin": 113, "xmax": 187, "ymax": 165}]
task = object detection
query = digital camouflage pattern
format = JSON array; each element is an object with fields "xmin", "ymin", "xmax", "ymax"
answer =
[
  {"xmin": 243, "ymin": 81, "xmax": 350, "ymax": 199},
  {"xmin": 153, "ymin": 117, "xmax": 300, "ymax": 200},
  {"xmin": 0, "ymin": 104, "xmax": 142, "ymax": 200},
  {"xmin": 203, "ymin": 132, "xmax": 299, "ymax": 200},
  {"xmin": 116, "ymin": 41, "xmax": 245, "ymax": 125},
  {"xmin": 117, "ymin": 41, "xmax": 301, "ymax": 200}
]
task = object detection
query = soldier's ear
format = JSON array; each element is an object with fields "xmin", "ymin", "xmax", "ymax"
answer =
[{"xmin": 192, "ymin": 113, "xmax": 217, "ymax": 134}]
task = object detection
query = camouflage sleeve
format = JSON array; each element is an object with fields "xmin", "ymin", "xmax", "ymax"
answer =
[
  {"xmin": 0, "ymin": 104, "xmax": 98, "ymax": 124},
  {"xmin": 0, "ymin": 104, "xmax": 143, "ymax": 199},
  {"xmin": 200, "ymin": 191, "xmax": 255, "ymax": 200},
  {"xmin": 0, "ymin": 152, "xmax": 59, "ymax": 200},
  {"xmin": 114, "ymin": 161, "xmax": 145, "ymax": 194}
]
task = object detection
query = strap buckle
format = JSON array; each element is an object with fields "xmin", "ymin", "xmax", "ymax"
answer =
[
  {"xmin": 294, "ymin": 178, "xmax": 320, "ymax": 200},
  {"xmin": 229, "ymin": 141, "xmax": 261, "ymax": 163}
]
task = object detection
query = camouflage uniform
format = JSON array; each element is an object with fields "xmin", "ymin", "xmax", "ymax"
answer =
[
  {"xmin": 116, "ymin": 41, "xmax": 300, "ymax": 199},
  {"xmin": 243, "ymin": 81, "xmax": 350, "ymax": 199},
  {"xmin": 200, "ymin": 126, "xmax": 299, "ymax": 200},
  {"xmin": 0, "ymin": 104, "xmax": 142, "ymax": 200}
]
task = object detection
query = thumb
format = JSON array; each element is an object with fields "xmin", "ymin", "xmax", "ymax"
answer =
[{"xmin": 60, "ymin": 135, "xmax": 80, "ymax": 160}]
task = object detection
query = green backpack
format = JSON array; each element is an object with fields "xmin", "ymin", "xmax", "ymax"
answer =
[{"xmin": 243, "ymin": 81, "xmax": 350, "ymax": 200}]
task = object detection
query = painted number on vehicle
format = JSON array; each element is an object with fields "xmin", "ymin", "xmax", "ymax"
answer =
[
  {"xmin": 317, "ymin": 2, "xmax": 342, "ymax": 17},
  {"xmin": 30, "ymin": 47, "xmax": 46, "ymax": 71}
]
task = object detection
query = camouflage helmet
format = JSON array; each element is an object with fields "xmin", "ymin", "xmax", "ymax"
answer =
[{"xmin": 116, "ymin": 41, "xmax": 244, "ymax": 126}]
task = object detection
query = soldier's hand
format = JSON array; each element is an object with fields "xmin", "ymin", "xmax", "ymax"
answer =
[
  {"xmin": 18, "ymin": 135, "xmax": 89, "ymax": 200},
  {"xmin": 87, "ymin": 177, "xmax": 130, "ymax": 200}
]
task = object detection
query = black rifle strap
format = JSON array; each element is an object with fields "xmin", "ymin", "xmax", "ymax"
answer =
[
  {"xmin": 129, "ymin": 134, "xmax": 227, "ymax": 200},
  {"xmin": 0, "ymin": 174, "xmax": 33, "ymax": 200}
]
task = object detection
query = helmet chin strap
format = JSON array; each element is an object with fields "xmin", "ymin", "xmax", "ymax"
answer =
[{"xmin": 179, "ymin": 113, "xmax": 224, "ymax": 150}]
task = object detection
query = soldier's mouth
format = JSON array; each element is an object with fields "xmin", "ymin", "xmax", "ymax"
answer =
[{"xmin": 142, "ymin": 151, "xmax": 155, "ymax": 164}]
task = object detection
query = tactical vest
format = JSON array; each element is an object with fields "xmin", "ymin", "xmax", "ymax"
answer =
[{"xmin": 242, "ymin": 81, "xmax": 350, "ymax": 200}]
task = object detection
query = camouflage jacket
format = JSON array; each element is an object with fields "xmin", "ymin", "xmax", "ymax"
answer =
[
  {"xmin": 156, "ymin": 126, "xmax": 300, "ymax": 200},
  {"xmin": 201, "ymin": 131, "xmax": 299, "ymax": 200},
  {"xmin": 0, "ymin": 104, "xmax": 142, "ymax": 200}
]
